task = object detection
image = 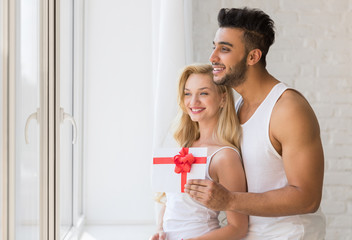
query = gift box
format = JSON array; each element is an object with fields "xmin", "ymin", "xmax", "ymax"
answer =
[{"xmin": 152, "ymin": 147, "xmax": 207, "ymax": 192}]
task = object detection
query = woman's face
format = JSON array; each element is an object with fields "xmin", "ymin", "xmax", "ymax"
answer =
[{"xmin": 183, "ymin": 73, "xmax": 224, "ymax": 124}]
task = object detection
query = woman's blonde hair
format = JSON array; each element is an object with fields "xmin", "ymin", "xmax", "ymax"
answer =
[{"xmin": 173, "ymin": 63, "xmax": 242, "ymax": 149}]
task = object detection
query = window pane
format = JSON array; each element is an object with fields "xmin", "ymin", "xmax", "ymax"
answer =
[
  {"xmin": 60, "ymin": 0, "xmax": 74, "ymax": 238},
  {"xmin": 15, "ymin": 0, "xmax": 40, "ymax": 239},
  {"xmin": 0, "ymin": 0, "xmax": 3, "ymax": 237}
]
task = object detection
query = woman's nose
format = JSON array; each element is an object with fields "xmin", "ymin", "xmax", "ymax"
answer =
[{"xmin": 190, "ymin": 95, "xmax": 200, "ymax": 105}]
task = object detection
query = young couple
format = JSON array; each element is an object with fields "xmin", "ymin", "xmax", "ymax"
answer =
[{"xmin": 150, "ymin": 7, "xmax": 326, "ymax": 240}]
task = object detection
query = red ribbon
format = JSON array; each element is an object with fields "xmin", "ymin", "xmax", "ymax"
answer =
[
  {"xmin": 173, "ymin": 147, "xmax": 195, "ymax": 174},
  {"xmin": 153, "ymin": 147, "xmax": 207, "ymax": 192}
]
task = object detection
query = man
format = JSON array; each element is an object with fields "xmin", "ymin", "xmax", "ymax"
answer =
[{"xmin": 185, "ymin": 7, "xmax": 326, "ymax": 239}]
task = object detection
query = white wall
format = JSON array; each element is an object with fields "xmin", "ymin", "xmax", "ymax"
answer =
[
  {"xmin": 84, "ymin": 0, "xmax": 155, "ymax": 224},
  {"xmin": 192, "ymin": 0, "xmax": 352, "ymax": 239}
]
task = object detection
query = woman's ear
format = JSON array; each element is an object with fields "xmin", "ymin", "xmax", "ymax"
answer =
[{"xmin": 247, "ymin": 49, "xmax": 262, "ymax": 66}]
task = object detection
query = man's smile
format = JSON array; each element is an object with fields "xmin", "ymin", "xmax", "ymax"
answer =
[{"xmin": 212, "ymin": 63, "xmax": 226, "ymax": 75}]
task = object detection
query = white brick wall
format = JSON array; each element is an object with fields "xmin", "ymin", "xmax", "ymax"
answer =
[{"xmin": 192, "ymin": 0, "xmax": 352, "ymax": 239}]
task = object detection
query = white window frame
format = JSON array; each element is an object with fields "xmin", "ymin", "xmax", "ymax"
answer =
[{"xmin": 1, "ymin": 0, "xmax": 85, "ymax": 239}]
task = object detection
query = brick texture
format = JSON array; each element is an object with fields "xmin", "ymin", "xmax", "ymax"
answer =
[{"xmin": 192, "ymin": 0, "xmax": 352, "ymax": 238}]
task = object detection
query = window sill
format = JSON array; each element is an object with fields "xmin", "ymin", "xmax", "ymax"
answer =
[{"xmin": 80, "ymin": 224, "xmax": 155, "ymax": 240}]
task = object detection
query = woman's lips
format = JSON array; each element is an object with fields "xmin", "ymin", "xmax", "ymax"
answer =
[{"xmin": 190, "ymin": 108, "xmax": 205, "ymax": 114}]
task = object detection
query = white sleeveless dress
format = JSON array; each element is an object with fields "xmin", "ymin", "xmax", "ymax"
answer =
[
  {"xmin": 163, "ymin": 147, "xmax": 240, "ymax": 240},
  {"xmin": 236, "ymin": 82, "xmax": 326, "ymax": 240}
]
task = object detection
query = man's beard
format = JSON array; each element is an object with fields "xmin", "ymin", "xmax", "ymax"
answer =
[{"xmin": 214, "ymin": 56, "xmax": 248, "ymax": 88}]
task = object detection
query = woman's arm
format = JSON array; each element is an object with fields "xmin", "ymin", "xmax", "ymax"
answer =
[
  {"xmin": 149, "ymin": 203, "xmax": 166, "ymax": 240},
  {"xmin": 187, "ymin": 148, "xmax": 248, "ymax": 240}
]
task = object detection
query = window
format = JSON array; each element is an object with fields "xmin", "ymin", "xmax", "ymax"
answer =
[
  {"xmin": 0, "ymin": 0, "xmax": 3, "ymax": 237},
  {"xmin": 1, "ymin": 1, "xmax": 84, "ymax": 239}
]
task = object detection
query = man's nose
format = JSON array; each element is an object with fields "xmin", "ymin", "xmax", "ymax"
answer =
[{"xmin": 209, "ymin": 49, "xmax": 219, "ymax": 63}]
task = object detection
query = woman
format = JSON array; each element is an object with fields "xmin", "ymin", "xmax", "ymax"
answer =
[{"xmin": 150, "ymin": 64, "xmax": 248, "ymax": 240}]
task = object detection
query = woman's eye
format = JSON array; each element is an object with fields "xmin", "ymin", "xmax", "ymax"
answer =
[
  {"xmin": 200, "ymin": 92, "xmax": 208, "ymax": 95},
  {"xmin": 184, "ymin": 92, "xmax": 190, "ymax": 96}
]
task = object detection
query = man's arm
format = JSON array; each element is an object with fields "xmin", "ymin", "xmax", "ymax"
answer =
[{"xmin": 185, "ymin": 90, "xmax": 324, "ymax": 216}]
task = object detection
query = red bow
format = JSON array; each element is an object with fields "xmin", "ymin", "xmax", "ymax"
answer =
[{"xmin": 173, "ymin": 148, "xmax": 195, "ymax": 174}]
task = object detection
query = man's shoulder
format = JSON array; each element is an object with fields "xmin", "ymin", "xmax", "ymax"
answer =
[
  {"xmin": 275, "ymin": 88, "xmax": 313, "ymax": 116},
  {"xmin": 271, "ymin": 87, "xmax": 320, "ymax": 140}
]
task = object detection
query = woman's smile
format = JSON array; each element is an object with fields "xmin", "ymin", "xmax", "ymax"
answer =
[{"xmin": 190, "ymin": 107, "xmax": 205, "ymax": 114}]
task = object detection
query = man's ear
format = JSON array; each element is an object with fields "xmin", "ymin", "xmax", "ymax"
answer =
[{"xmin": 247, "ymin": 49, "xmax": 262, "ymax": 66}]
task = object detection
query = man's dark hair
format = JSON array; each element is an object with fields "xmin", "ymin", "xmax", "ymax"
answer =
[{"xmin": 218, "ymin": 7, "xmax": 275, "ymax": 67}]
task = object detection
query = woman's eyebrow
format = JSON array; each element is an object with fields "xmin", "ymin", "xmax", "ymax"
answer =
[{"xmin": 184, "ymin": 87, "xmax": 210, "ymax": 91}]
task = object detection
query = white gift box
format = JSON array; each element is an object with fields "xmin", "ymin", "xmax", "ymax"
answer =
[{"xmin": 152, "ymin": 147, "xmax": 207, "ymax": 192}]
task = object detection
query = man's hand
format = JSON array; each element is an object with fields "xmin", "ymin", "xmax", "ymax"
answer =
[{"xmin": 184, "ymin": 179, "xmax": 234, "ymax": 211}]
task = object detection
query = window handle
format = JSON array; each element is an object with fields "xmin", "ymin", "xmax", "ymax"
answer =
[
  {"xmin": 60, "ymin": 107, "xmax": 77, "ymax": 144},
  {"xmin": 25, "ymin": 108, "xmax": 40, "ymax": 144}
]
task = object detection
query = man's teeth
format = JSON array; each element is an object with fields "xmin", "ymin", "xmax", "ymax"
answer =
[{"xmin": 214, "ymin": 68, "xmax": 223, "ymax": 71}]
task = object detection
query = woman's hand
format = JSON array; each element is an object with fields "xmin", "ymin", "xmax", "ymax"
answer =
[{"xmin": 149, "ymin": 231, "xmax": 166, "ymax": 240}]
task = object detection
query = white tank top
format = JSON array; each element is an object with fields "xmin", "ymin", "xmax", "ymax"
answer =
[
  {"xmin": 163, "ymin": 147, "xmax": 240, "ymax": 240},
  {"xmin": 236, "ymin": 82, "xmax": 326, "ymax": 239}
]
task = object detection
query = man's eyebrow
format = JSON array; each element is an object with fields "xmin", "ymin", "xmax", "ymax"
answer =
[{"xmin": 213, "ymin": 41, "xmax": 233, "ymax": 47}]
